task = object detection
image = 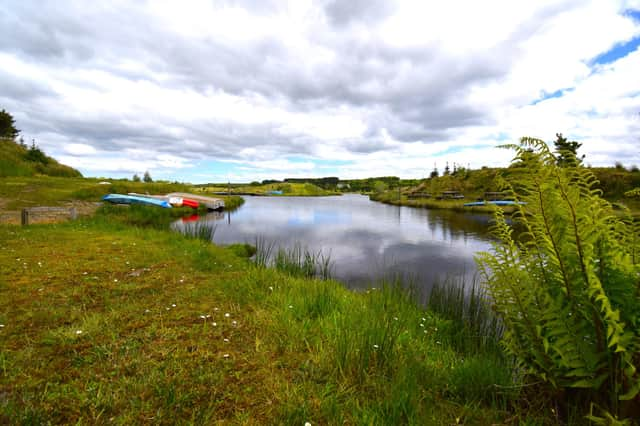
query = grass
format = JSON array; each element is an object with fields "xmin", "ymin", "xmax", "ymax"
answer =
[
  {"xmin": 0, "ymin": 205, "xmax": 555, "ymax": 424},
  {"xmin": 196, "ymin": 182, "xmax": 340, "ymax": 196}
]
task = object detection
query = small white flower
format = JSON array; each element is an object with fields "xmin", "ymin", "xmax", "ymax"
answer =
[
  {"xmin": 83, "ymin": 272, "xmax": 87, "ymax": 275},
  {"xmin": 421, "ymin": 317, "xmax": 426, "ymax": 321},
  {"xmin": 224, "ymin": 313, "xmax": 230, "ymax": 318},
  {"xmin": 373, "ymin": 344, "xmax": 379, "ymax": 349},
  {"xmin": 114, "ymin": 279, "xmax": 118, "ymax": 282},
  {"xmin": 232, "ymin": 320, "xmax": 237, "ymax": 326},
  {"xmin": 419, "ymin": 323, "xmax": 424, "ymax": 327},
  {"xmin": 436, "ymin": 341, "xmax": 441, "ymax": 345},
  {"xmin": 223, "ymin": 338, "xmax": 229, "ymax": 342},
  {"xmin": 288, "ymin": 305, "xmax": 293, "ymax": 309},
  {"xmin": 199, "ymin": 315, "xmax": 206, "ymax": 319},
  {"xmin": 166, "ymin": 307, "xmax": 170, "ymax": 311},
  {"xmin": 172, "ymin": 304, "xmax": 177, "ymax": 307},
  {"xmin": 305, "ymin": 423, "xmax": 312, "ymax": 426},
  {"xmin": 212, "ymin": 322, "xmax": 217, "ymax": 327},
  {"xmin": 37, "ymin": 261, "xmax": 42, "ymax": 267},
  {"xmin": 423, "ymin": 330, "xmax": 427, "ymax": 334},
  {"xmin": 179, "ymin": 279, "xmax": 184, "ymax": 283},
  {"xmin": 214, "ymin": 307, "xmax": 219, "ymax": 311},
  {"xmin": 76, "ymin": 330, "xmax": 83, "ymax": 335},
  {"xmin": 144, "ymin": 309, "xmax": 150, "ymax": 313},
  {"xmin": 206, "ymin": 314, "xmax": 211, "ymax": 318},
  {"xmin": 268, "ymin": 286, "xmax": 273, "ymax": 291},
  {"xmin": 223, "ymin": 353, "xmax": 230, "ymax": 358},
  {"xmin": 0, "ymin": 324, "xmax": 5, "ymax": 328},
  {"xmin": 393, "ymin": 317, "xmax": 398, "ymax": 321}
]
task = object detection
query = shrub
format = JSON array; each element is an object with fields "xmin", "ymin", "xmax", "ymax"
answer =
[{"xmin": 476, "ymin": 138, "xmax": 640, "ymax": 422}]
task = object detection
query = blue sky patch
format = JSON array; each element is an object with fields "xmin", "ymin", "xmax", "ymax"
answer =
[
  {"xmin": 531, "ymin": 87, "xmax": 574, "ymax": 105},
  {"xmin": 590, "ymin": 35, "xmax": 640, "ymax": 66}
]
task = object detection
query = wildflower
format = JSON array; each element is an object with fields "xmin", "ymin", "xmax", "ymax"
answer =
[
  {"xmin": 144, "ymin": 309, "xmax": 150, "ymax": 313},
  {"xmin": 232, "ymin": 320, "xmax": 237, "ymax": 326},
  {"xmin": 224, "ymin": 313, "xmax": 230, "ymax": 318},
  {"xmin": 223, "ymin": 338, "xmax": 229, "ymax": 342},
  {"xmin": 179, "ymin": 279, "xmax": 184, "ymax": 283},
  {"xmin": 76, "ymin": 330, "xmax": 83, "ymax": 335},
  {"xmin": 421, "ymin": 317, "xmax": 426, "ymax": 322},
  {"xmin": 223, "ymin": 354, "xmax": 230, "ymax": 358},
  {"xmin": 373, "ymin": 344, "xmax": 379, "ymax": 349},
  {"xmin": 393, "ymin": 317, "xmax": 398, "ymax": 321},
  {"xmin": 206, "ymin": 314, "xmax": 211, "ymax": 318},
  {"xmin": 172, "ymin": 304, "xmax": 177, "ymax": 307},
  {"xmin": 436, "ymin": 341, "xmax": 441, "ymax": 345},
  {"xmin": 212, "ymin": 322, "xmax": 217, "ymax": 327},
  {"xmin": 37, "ymin": 261, "xmax": 42, "ymax": 267},
  {"xmin": 114, "ymin": 279, "xmax": 118, "ymax": 282},
  {"xmin": 419, "ymin": 323, "xmax": 424, "ymax": 327},
  {"xmin": 305, "ymin": 423, "xmax": 312, "ymax": 426},
  {"xmin": 199, "ymin": 315, "xmax": 206, "ymax": 319},
  {"xmin": 268, "ymin": 286, "xmax": 273, "ymax": 291},
  {"xmin": 214, "ymin": 307, "xmax": 219, "ymax": 311},
  {"xmin": 0, "ymin": 324, "xmax": 5, "ymax": 328},
  {"xmin": 288, "ymin": 305, "xmax": 293, "ymax": 309},
  {"xmin": 83, "ymin": 272, "xmax": 87, "ymax": 275}
]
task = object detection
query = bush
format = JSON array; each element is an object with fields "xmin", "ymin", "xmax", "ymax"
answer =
[{"xmin": 476, "ymin": 138, "xmax": 640, "ymax": 422}]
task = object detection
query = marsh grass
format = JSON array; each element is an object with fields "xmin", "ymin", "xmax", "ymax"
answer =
[
  {"xmin": 254, "ymin": 239, "xmax": 334, "ymax": 280},
  {"xmin": 182, "ymin": 221, "xmax": 217, "ymax": 242}
]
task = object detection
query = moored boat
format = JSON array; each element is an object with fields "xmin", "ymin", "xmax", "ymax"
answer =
[
  {"xmin": 102, "ymin": 194, "xmax": 172, "ymax": 208},
  {"xmin": 463, "ymin": 200, "xmax": 526, "ymax": 207}
]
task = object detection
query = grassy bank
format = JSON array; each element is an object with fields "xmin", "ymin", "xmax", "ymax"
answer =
[
  {"xmin": 196, "ymin": 182, "xmax": 340, "ymax": 197},
  {"xmin": 0, "ymin": 207, "xmax": 551, "ymax": 424}
]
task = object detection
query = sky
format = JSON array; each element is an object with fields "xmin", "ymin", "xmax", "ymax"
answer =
[{"xmin": 1, "ymin": 0, "xmax": 639, "ymax": 183}]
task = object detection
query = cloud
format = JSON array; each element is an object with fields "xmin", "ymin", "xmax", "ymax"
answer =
[{"xmin": 0, "ymin": 0, "xmax": 639, "ymax": 181}]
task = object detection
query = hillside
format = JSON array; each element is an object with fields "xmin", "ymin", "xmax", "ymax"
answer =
[{"xmin": 0, "ymin": 138, "xmax": 82, "ymax": 178}]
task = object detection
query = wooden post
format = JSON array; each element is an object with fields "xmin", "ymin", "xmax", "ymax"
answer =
[
  {"xmin": 70, "ymin": 207, "xmax": 77, "ymax": 220},
  {"xmin": 21, "ymin": 209, "xmax": 29, "ymax": 226}
]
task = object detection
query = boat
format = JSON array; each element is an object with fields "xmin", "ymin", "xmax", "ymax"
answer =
[
  {"xmin": 102, "ymin": 194, "xmax": 172, "ymax": 208},
  {"xmin": 165, "ymin": 193, "xmax": 224, "ymax": 210},
  {"xmin": 463, "ymin": 200, "xmax": 526, "ymax": 207},
  {"xmin": 181, "ymin": 198, "xmax": 199, "ymax": 209}
]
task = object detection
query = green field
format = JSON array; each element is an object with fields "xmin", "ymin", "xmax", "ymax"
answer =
[{"xmin": 0, "ymin": 206, "xmax": 541, "ymax": 424}]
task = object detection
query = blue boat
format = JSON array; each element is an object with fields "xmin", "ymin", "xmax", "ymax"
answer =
[
  {"xmin": 102, "ymin": 194, "xmax": 172, "ymax": 208},
  {"xmin": 463, "ymin": 200, "xmax": 526, "ymax": 207}
]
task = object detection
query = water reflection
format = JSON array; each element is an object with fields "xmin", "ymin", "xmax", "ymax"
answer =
[{"xmin": 173, "ymin": 194, "xmax": 495, "ymax": 292}]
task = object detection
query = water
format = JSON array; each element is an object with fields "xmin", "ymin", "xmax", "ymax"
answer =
[{"xmin": 175, "ymin": 194, "xmax": 495, "ymax": 292}]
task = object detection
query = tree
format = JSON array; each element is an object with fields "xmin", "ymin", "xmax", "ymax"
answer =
[
  {"xmin": 0, "ymin": 109, "xmax": 20, "ymax": 139},
  {"xmin": 143, "ymin": 171, "xmax": 153, "ymax": 183},
  {"xmin": 443, "ymin": 161, "xmax": 450, "ymax": 176},
  {"xmin": 24, "ymin": 140, "xmax": 48, "ymax": 164},
  {"xmin": 554, "ymin": 133, "xmax": 584, "ymax": 166},
  {"xmin": 132, "ymin": 174, "xmax": 141, "ymax": 182}
]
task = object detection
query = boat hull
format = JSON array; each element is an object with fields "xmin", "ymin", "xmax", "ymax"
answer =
[{"xmin": 102, "ymin": 194, "xmax": 172, "ymax": 208}]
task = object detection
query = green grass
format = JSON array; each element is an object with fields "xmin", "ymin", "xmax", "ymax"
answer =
[
  {"xmin": 197, "ymin": 182, "xmax": 339, "ymax": 196},
  {"xmin": 0, "ymin": 207, "xmax": 554, "ymax": 424},
  {"xmin": 0, "ymin": 139, "xmax": 82, "ymax": 178}
]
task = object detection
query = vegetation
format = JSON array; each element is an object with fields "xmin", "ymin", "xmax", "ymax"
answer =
[
  {"xmin": 195, "ymin": 181, "xmax": 339, "ymax": 196},
  {"xmin": 1, "ymin": 205, "xmax": 540, "ymax": 424},
  {"xmin": 0, "ymin": 109, "xmax": 19, "ymax": 139},
  {"xmin": 0, "ymin": 138, "xmax": 82, "ymax": 178},
  {"xmin": 477, "ymin": 138, "xmax": 640, "ymax": 423}
]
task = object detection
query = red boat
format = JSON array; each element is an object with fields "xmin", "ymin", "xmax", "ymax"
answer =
[{"xmin": 181, "ymin": 198, "xmax": 199, "ymax": 209}]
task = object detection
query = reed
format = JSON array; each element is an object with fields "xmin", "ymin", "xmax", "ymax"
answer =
[{"xmin": 181, "ymin": 222, "xmax": 217, "ymax": 243}]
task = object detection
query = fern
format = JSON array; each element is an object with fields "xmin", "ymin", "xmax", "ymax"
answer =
[{"xmin": 477, "ymin": 138, "xmax": 640, "ymax": 421}]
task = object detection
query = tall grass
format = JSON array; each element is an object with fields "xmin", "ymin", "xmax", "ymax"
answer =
[
  {"xmin": 427, "ymin": 277, "xmax": 503, "ymax": 355},
  {"xmin": 254, "ymin": 239, "xmax": 333, "ymax": 280},
  {"xmin": 181, "ymin": 222, "xmax": 217, "ymax": 243}
]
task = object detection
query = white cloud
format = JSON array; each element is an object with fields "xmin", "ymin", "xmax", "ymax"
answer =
[{"xmin": 0, "ymin": 0, "xmax": 639, "ymax": 180}]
